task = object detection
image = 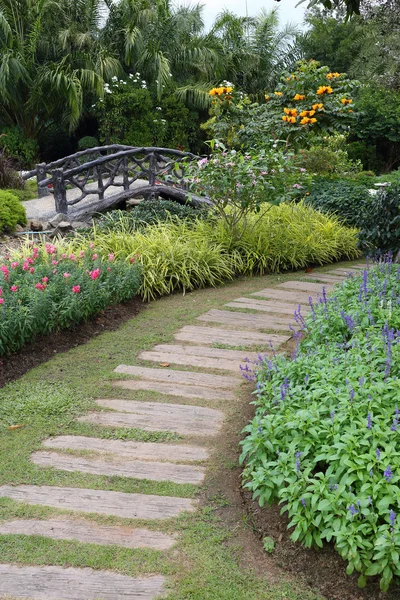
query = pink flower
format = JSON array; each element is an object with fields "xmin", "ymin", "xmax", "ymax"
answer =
[
  {"xmin": 61, "ymin": 253, "xmax": 67, "ymax": 259},
  {"xmin": 45, "ymin": 244, "xmax": 57, "ymax": 255},
  {"xmin": 292, "ymin": 183, "xmax": 302, "ymax": 189},
  {"xmin": 22, "ymin": 262, "xmax": 29, "ymax": 271},
  {"xmin": 33, "ymin": 247, "xmax": 39, "ymax": 257},
  {"xmin": 108, "ymin": 253, "xmax": 115, "ymax": 262},
  {"xmin": 29, "ymin": 267, "xmax": 35, "ymax": 274},
  {"xmin": 52, "ymin": 260, "xmax": 59, "ymax": 266},
  {"xmin": 107, "ymin": 267, "xmax": 111, "ymax": 271},
  {"xmin": 79, "ymin": 251, "xmax": 85, "ymax": 258},
  {"xmin": 72, "ymin": 285, "xmax": 81, "ymax": 294},
  {"xmin": 11, "ymin": 262, "xmax": 19, "ymax": 269},
  {"xmin": 89, "ymin": 268, "xmax": 101, "ymax": 280},
  {"xmin": 42, "ymin": 277, "xmax": 49, "ymax": 283},
  {"xmin": 0, "ymin": 265, "xmax": 9, "ymax": 280},
  {"xmin": 10, "ymin": 285, "xmax": 18, "ymax": 292},
  {"xmin": 90, "ymin": 242, "xmax": 95, "ymax": 249},
  {"xmin": 0, "ymin": 287, "xmax": 2, "ymax": 296},
  {"xmin": 0, "ymin": 298, "xmax": 4, "ymax": 305},
  {"xmin": 35, "ymin": 283, "xmax": 45, "ymax": 291},
  {"xmin": 53, "ymin": 269, "xmax": 58, "ymax": 274},
  {"xmin": 300, "ymin": 168, "xmax": 307, "ymax": 173},
  {"xmin": 92, "ymin": 253, "xmax": 98, "ymax": 260},
  {"xmin": 63, "ymin": 272, "xmax": 70, "ymax": 278},
  {"xmin": 69, "ymin": 253, "xmax": 76, "ymax": 261}
]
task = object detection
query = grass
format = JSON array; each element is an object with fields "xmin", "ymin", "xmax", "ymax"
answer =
[{"xmin": 0, "ymin": 264, "xmax": 362, "ymax": 599}]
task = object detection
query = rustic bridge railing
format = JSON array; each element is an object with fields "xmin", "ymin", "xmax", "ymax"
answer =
[{"xmin": 23, "ymin": 146, "xmax": 210, "ymax": 217}]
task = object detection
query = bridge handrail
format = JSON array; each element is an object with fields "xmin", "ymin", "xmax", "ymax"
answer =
[{"xmin": 37, "ymin": 147, "xmax": 199, "ymax": 188}]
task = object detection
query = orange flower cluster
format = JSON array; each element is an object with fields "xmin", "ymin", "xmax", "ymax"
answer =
[
  {"xmin": 209, "ymin": 86, "xmax": 233, "ymax": 96},
  {"xmin": 326, "ymin": 72, "xmax": 340, "ymax": 79},
  {"xmin": 312, "ymin": 103, "xmax": 324, "ymax": 111},
  {"xmin": 274, "ymin": 91, "xmax": 283, "ymax": 96},
  {"xmin": 282, "ymin": 115, "xmax": 296, "ymax": 123},
  {"xmin": 265, "ymin": 94, "xmax": 271, "ymax": 100},
  {"xmin": 317, "ymin": 86, "xmax": 333, "ymax": 95},
  {"xmin": 293, "ymin": 94, "xmax": 305, "ymax": 101},
  {"xmin": 300, "ymin": 109, "xmax": 315, "ymax": 117},
  {"xmin": 300, "ymin": 117, "xmax": 317, "ymax": 125},
  {"xmin": 283, "ymin": 108, "xmax": 298, "ymax": 116},
  {"xmin": 341, "ymin": 98, "xmax": 353, "ymax": 105}
]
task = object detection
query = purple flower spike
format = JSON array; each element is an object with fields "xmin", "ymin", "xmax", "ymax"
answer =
[
  {"xmin": 295, "ymin": 451, "xmax": 302, "ymax": 473},
  {"xmin": 367, "ymin": 412, "xmax": 372, "ymax": 430},
  {"xmin": 348, "ymin": 504, "xmax": 359, "ymax": 516},
  {"xmin": 384, "ymin": 465, "xmax": 393, "ymax": 482},
  {"xmin": 390, "ymin": 509, "xmax": 396, "ymax": 529},
  {"xmin": 376, "ymin": 448, "xmax": 381, "ymax": 460}
]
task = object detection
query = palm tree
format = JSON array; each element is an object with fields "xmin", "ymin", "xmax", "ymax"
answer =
[{"xmin": 0, "ymin": 0, "xmax": 119, "ymax": 141}]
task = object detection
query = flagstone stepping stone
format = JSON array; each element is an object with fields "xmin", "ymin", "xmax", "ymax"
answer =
[
  {"xmin": 305, "ymin": 273, "xmax": 345, "ymax": 284},
  {"xmin": 198, "ymin": 309, "xmax": 291, "ymax": 332},
  {"xmin": 251, "ymin": 288, "xmax": 320, "ymax": 304},
  {"xmin": 0, "ymin": 518, "xmax": 175, "ymax": 550},
  {"xmin": 31, "ymin": 451, "xmax": 205, "ymax": 485},
  {"xmin": 150, "ymin": 344, "xmax": 260, "ymax": 361},
  {"xmin": 42, "ymin": 435, "xmax": 208, "ymax": 462},
  {"xmin": 138, "ymin": 350, "xmax": 245, "ymax": 372},
  {"xmin": 0, "ymin": 485, "xmax": 196, "ymax": 519},
  {"xmin": 114, "ymin": 365, "xmax": 237, "ymax": 389},
  {"xmin": 225, "ymin": 298, "xmax": 310, "ymax": 315},
  {"xmin": 113, "ymin": 379, "xmax": 234, "ymax": 401},
  {"xmin": 80, "ymin": 400, "xmax": 224, "ymax": 436},
  {"xmin": 0, "ymin": 564, "xmax": 166, "ymax": 599},
  {"xmin": 174, "ymin": 325, "xmax": 288, "ymax": 348},
  {"xmin": 277, "ymin": 281, "xmax": 334, "ymax": 293}
]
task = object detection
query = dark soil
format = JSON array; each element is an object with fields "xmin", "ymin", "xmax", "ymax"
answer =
[{"xmin": 0, "ymin": 297, "xmax": 144, "ymax": 389}]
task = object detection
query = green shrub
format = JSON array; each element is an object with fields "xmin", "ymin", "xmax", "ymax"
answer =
[
  {"xmin": 6, "ymin": 180, "xmax": 38, "ymax": 202},
  {"xmin": 0, "ymin": 246, "xmax": 141, "ymax": 355},
  {"xmin": 295, "ymin": 134, "xmax": 362, "ymax": 176},
  {"xmin": 241, "ymin": 261, "xmax": 400, "ymax": 592},
  {"xmin": 78, "ymin": 136, "xmax": 99, "ymax": 150},
  {"xmin": 95, "ymin": 200, "xmax": 208, "ymax": 233},
  {"xmin": 305, "ymin": 180, "xmax": 400, "ymax": 253},
  {"xmin": 0, "ymin": 190, "xmax": 27, "ymax": 232},
  {"xmin": 0, "ymin": 127, "xmax": 38, "ymax": 168}
]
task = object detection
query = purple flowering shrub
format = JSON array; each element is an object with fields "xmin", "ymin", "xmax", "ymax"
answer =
[{"xmin": 241, "ymin": 256, "xmax": 400, "ymax": 591}]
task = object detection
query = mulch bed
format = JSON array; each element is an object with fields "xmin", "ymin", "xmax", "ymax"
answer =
[{"xmin": 0, "ymin": 297, "xmax": 144, "ymax": 389}]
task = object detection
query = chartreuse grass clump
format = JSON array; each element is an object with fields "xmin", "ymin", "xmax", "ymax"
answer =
[{"xmin": 241, "ymin": 257, "xmax": 400, "ymax": 592}]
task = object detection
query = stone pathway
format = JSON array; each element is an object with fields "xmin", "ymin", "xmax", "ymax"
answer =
[{"xmin": 0, "ymin": 263, "xmax": 367, "ymax": 599}]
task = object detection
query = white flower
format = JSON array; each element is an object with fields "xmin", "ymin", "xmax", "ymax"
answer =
[
  {"xmin": 169, "ymin": 73, "xmax": 173, "ymax": 77},
  {"xmin": 142, "ymin": 80, "xmax": 146, "ymax": 84},
  {"xmin": 156, "ymin": 106, "xmax": 162, "ymax": 110},
  {"xmin": 119, "ymin": 80, "xmax": 124, "ymax": 83},
  {"xmin": 141, "ymin": 84, "xmax": 147, "ymax": 88},
  {"xmin": 133, "ymin": 79, "xmax": 137, "ymax": 83},
  {"xmin": 129, "ymin": 74, "xmax": 133, "ymax": 78},
  {"xmin": 105, "ymin": 88, "xmax": 112, "ymax": 94},
  {"xmin": 161, "ymin": 119, "xmax": 167, "ymax": 123},
  {"xmin": 112, "ymin": 76, "xmax": 118, "ymax": 81},
  {"xmin": 135, "ymin": 72, "xmax": 140, "ymax": 77}
]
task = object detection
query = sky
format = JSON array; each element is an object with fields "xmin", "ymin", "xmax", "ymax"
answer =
[{"xmin": 194, "ymin": 0, "xmax": 308, "ymax": 29}]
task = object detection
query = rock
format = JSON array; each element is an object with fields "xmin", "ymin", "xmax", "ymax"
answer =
[
  {"xmin": 71, "ymin": 221, "xmax": 90, "ymax": 230},
  {"xmin": 30, "ymin": 220, "xmax": 43, "ymax": 232},
  {"xmin": 395, "ymin": 249, "xmax": 400, "ymax": 264},
  {"xmin": 58, "ymin": 221, "xmax": 72, "ymax": 230},
  {"xmin": 49, "ymin": 213, "xmax": 69, "ymax": 228},
  {"xmin": 126, "ymin": 198, "xmax": 144, "ymax": 206},
  {"xmin": 41, "ymin": 221, "xmax": 50, "ymax": 231},
  {"xmin": 15, "ymin": 224, "xmax": 25, "ymax": 233}
]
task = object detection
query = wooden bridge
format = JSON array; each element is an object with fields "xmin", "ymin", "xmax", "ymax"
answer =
[{"xmin": 23, "ymin": 146, "xmax": 210, "ymax": 218}]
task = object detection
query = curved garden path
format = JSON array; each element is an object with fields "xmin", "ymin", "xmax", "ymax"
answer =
[{"xmin": 0, "ymin": 262, "xmax": 367, "ymax": 599}]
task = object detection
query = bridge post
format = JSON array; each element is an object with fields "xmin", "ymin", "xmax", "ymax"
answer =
[
  {"xmin": 148, "ymin": 152, "xmax": 158, "ymax": 200},
  {"xmin": 123, "ymin": 157, "xmax": 129, "ymax": 190},
  {"xmin": 36, "ymin": 163, "xmax": 49, "ymax": 198},
  {"xmin": 53, "ymin": 169, "xmax": 68, "ymax": 214},
  {"xmin": 96, "ymin": 165, "xmax": 104, "ymax": 200}
]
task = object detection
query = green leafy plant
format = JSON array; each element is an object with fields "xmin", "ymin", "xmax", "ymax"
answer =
[
  {"xmin": 0, "ymin": 190, "xmax": 27, "ymax": 232},
  {"xmin": 0, "ymin": 127, "xmax": 38, "ymax": 168},
  {"xmin": 241, "ymin": 260, "xmax": 400, "ymax": 591},
  {"xmin": 294, "ymin": 134, "xmax": 362, "ymax": 176},
  {"xmin": 77, "ymin": 136, "xmax": 99, "ymax": 150},
  {"xmin": 186, "ymin": 141, "xmax": 312, "ymax": 239}
]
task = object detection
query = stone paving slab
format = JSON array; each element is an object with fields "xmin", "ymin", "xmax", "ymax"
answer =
[
  {"xmin": 113, "ymin": 379, "xmax": 234, "ymax": 401},
  {"xmin": 31, "ymin": 451, "xmax": 205, "ymax": 485},
  {"xmin": 42, "ymin": 435, "xmax": 209, "ymax": 462},
  {"xmin": 277, "ymin": 281, "xmax": 334, "ymax": 293},
  {"xmin": 198, "ymin": 309, "xmax": 291, "ymax": 332},
  {"xmin": 174, "ymin": 325, "xmax": 288, "ymax": 348},
  {"xmin": 0, "ymin": 564, "xmax": 166, "ymax": 599},
  {"xmin": 0, "ymin": 518, "xmax": 175, "ymax": 550},
  {"xmin": 251, "ymin": 288, "xmax": 322, "ymax": 304},
  {"xmin": 114, "ymin": 365, "xmax": 238, "ymax": 388},
  {"xmin": 138, "ymin": 350, "xmax": 245, "ymax": 372},
  {"xmin": 225, "ymin": 298, "xmax": 309, "ymax": 315},
  {"xmin": 0, "ymin": 485, "xmax": 196, "ymax": 519},
  {"xmin": 150, "ymin": 344, "xmax": 260, "ymax": 362},
  {"xmin": 326, "ymin": 268, "xmax": 360, "ymax": 276},
  {"xmin": 81, "ymin": 399, "xmax": 224, "ymax": 436},
  {"xmin": 305, "ymin": 273, "xmax": 346, "ymax": 284}
]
